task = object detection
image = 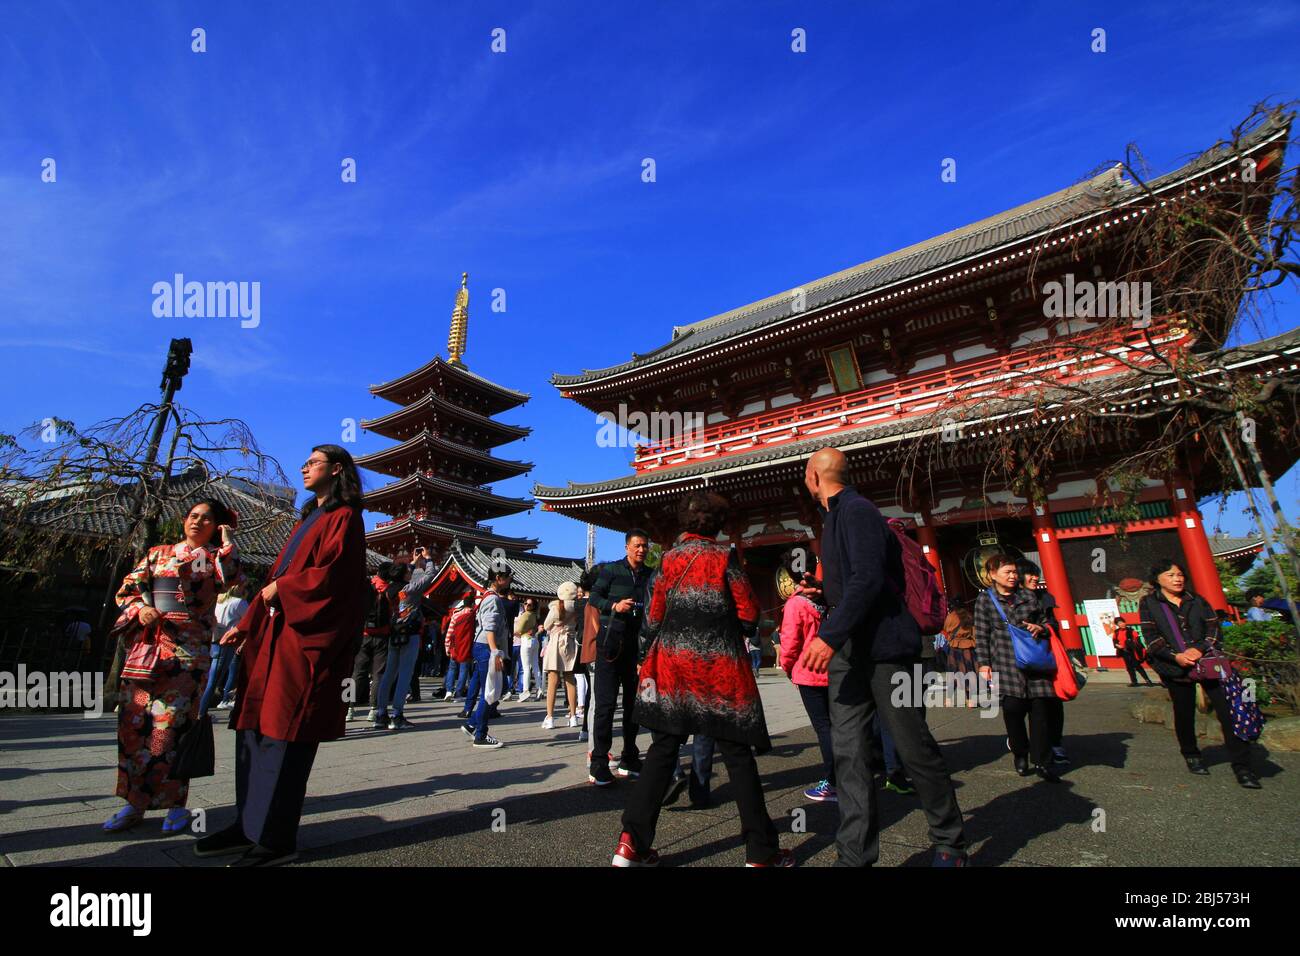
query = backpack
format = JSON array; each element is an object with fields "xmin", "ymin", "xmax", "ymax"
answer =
[
  {"xmin": 364, "ymin": 578, "xmax": 393, "ymax": 632},
  {"xmin": 886, "ymin": 519, "xmax": 948, "ymax": 635}
]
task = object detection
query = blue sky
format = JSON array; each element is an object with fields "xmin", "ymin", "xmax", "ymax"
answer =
[{"xmin": 2, "ymin": 1, "xmax": 1298, "ymax": 564}]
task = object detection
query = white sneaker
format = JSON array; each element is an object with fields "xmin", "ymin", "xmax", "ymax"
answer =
[
  {"xmin": 575, "ymin": 708, "xmax": 585, "ymax": 722},
  {"xmin": 216, "ymin": 700, "xmax": 234, "ymax": 710},
  {"xmin": 541, "ymin": 715, "xmax": 555, "ymax": 730},
  {"xmin": 346, "ymin": 707, "xmax": 356, "ymax": 721},
  {"xmin": 567, "ymin": 714, "xmax": 579, "ymax": 728},
  {"xmin": 442, "ymin": 691, "xmax": 455, "ymax": 701}
]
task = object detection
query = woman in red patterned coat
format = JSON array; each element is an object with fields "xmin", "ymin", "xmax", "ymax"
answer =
[{"xmin": 612, "ymin": 490, "xmax": 793, "ymax": 868}]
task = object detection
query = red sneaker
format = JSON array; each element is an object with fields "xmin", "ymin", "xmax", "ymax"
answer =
[
  {"xmin": 745, "ymin": 848, "xmax": 796, "ymax": 867},
  {"xmin": 611, "ymin": 831, "xmax": 660, "ymax": 867}
]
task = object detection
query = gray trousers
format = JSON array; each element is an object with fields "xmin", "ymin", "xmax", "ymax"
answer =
[{"xmin": 829, "ymin": 638, "xmax": 967, "ymax": 865}]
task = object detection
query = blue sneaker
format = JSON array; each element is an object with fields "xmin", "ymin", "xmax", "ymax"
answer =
[{"xmin": 803, "ymin": 780, "xmax": 838, "ymax": 803}]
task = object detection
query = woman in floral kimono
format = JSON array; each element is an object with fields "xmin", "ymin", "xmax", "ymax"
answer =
[{"xmin": 104, "ymin": 499, "xmax": 240, "ymax": 833}]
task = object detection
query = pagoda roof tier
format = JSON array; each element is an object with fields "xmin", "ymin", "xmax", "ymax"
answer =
[
  {"xmin": 551, "ymin": 116, "xmax": 1290, "ymax": 397},
  {"xmin": 364, "ymin": 472, "xmax": 534, "ymax": 521},
  {"xmin": 365, "ymin": 515, "xmax": 539, "ymax": 554},
  {"xmin": 536, "ymin": 328, "xmax": 1300, "ymax": 515},
  {"xmin": 426, "ymin": 540, "xmax": 584, "ymax": 602},
  {"xmin": 354, "ymin": 429, "xmax": 532, "ymax": 481},
  {"xmin": 361, "ymin": 393, "xmax": 531, "ymax": 447},
  {"xmin": 370, "ymin": 356, "xmax": 529, "ymax": 414}
]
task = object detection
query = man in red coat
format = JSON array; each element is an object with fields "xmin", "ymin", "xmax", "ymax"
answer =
[{"xmin": 195, "ymin": 444, "xmax": 367, "ymax": 867}]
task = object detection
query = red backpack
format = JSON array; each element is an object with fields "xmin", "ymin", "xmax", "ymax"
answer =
[{"xmin": 886, "ymin": 519, "xmax": 948, "ymax": 635}]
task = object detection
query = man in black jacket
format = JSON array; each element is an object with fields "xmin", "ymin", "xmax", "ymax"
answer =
[
  {"xmin": 798, "ymin": 447, "xmax": 967, "ymax": 866},
  {"xmin": 587, "ymin": 530, "xmax": 652, "ymax": 785}
]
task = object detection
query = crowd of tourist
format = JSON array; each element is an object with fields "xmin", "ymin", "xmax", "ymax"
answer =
[{"xmin": 95, "ymin": 442, "xmax": 1272, "ymax": 867}]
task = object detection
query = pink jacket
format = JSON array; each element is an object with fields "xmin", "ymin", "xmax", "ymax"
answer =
[{"xmin": 779, "ymin": 593, "xmax": 827, "ymax": 687}]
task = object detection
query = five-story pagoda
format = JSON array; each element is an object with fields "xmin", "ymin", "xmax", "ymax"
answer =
[{"xmin": 360, "ymin": 273, "xmax": 539, "ymax": 561}]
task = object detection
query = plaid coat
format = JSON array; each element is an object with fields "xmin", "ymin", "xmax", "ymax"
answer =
[
  {"xmin": 974, "ymin": 587, "xmax": 1056, "ymax": 699},
  {"xmin": 635, "ymin": 533, "xmax": 771, "ymax": 750}
]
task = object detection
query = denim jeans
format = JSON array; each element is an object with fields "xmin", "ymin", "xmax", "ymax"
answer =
[
  {"xmin": 691, "ymin": 735, "xmax": 715, "ymax": 787},
  {"xmin": 749, "ymin": 647, "xmax": 762, "ymax": 677},
  {"xmin": 199, "ymin": 643, "xmax": 239, "ymax": 716},
  {"xmin": 797, "ymin": 683, "xmax": 836, "ymax": 785},
  {"xmin": 468, "ymin": 642, "xmax": 506, "ymax": 740},
  {"xmin": 445, "ymin": 659, "xmax": 470, "ymax": 697},
  {"xmin": 510, "ymin": 644, "xmax": 523, "ymax": 692},
  {"xmin": 463, "ymin": 649, "xmax": 486, "ymax": 715},
  {"xmin": 376, "ymin": 638, "xmax": 419, "ymax": 716}
]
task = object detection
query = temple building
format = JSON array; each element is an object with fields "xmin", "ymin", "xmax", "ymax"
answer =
[
  {"xmin": 536, "ymin": 118, "xmax": 1299, "ymax": 666},
  {"xmin": 359, "ymin": 273, "xmax": 539, "ymax": 562}
]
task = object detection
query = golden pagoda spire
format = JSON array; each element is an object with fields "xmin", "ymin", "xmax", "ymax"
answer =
[{"xmin": 447, "ymin": 271, "xmax": 469, "ymax": 368}]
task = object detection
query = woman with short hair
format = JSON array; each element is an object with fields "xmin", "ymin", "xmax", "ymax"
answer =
[
  {"xmin": 779, "ymin": 564, "xmax": 836, "ymax": 803},
  {"xmin": 974, "ymin": 553, "xmax": 1059, "ymax": 782},
  {"xmin": 611, "ymin": 490, "xmax": 793, "ymax": 867},
  {"xmin": 1139, "ymin": 559, "xmax": 1260, "ymax": 788},
  {"xmin": 515, "ymin": 597, "xmax": 541, "ymax": 701},
  {"xmin": 107, "ymin": 498, "xmax": 241, "ymax": 833},
  {"xmin": 1016, "ymin": 559, "xmax": 1068, "ymax": 767}
]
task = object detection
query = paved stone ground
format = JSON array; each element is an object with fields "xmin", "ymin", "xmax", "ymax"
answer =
[{"xmin": 2, "ymin": 670, "xmax": 1296, "ymax": 867}]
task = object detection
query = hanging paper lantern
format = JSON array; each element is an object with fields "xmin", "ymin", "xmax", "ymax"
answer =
[{"xmin": 963, "ymin": 533, "xmax": 1024, "ymax": 588}]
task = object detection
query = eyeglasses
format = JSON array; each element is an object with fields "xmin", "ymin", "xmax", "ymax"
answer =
[{"xmin": 301, "ymin": 458, "xmax": 330, "ymax": 471}]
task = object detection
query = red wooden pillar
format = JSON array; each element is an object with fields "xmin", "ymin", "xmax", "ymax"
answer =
[
  {"xmin": 1030, "ymin": 502, "xmax": 1082, "ymax": 651},
  {"xmin": 1167, "ymin": 473, "xmax": 1229, "ymax": 610}
]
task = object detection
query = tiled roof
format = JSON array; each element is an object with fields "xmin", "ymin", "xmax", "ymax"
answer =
[
  {"xmin": 363, "ymin": 472, "xmax": 533, "ymax": 516},
  {"xmin": 535, "ymin": 328, "xmax": 1300, "ymax": 502},
  {"xmin": 370, "ymin": 356, "xmax": 529, "ymax": 411},
  {"xmin": 1209, "ymin": 536, "xmax": 1265, "ymax": 558},
  {"xmin": 552, "ymin": 116, "xmax": 1291, "ymax": 390},
  {"xmin": 365, "ymin": 515, "xmax": 539, "ymax": 552},
  {"xmin": 434, "ymin": 539, "xmax": 584, "ymax": 599},
  {"xmin": 354, "ymin": 429, "xmax": 532, "ymax": 477},
  {"xmin": 361, "ymin": 393, "xmax": 531, "ymax": 442},
  {"xmin": 18, "ymin": 467, "xmax": 387, "ymax": 570}
]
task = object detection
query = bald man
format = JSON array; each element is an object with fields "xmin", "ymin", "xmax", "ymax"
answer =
[{"xmin": 799, "ymin": 448, "xmax": 967, "ymax": 866}]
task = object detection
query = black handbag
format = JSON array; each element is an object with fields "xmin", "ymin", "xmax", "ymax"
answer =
[{"xmin": 169, "ymin": 712, "xmax": 215, "ymax": 780}]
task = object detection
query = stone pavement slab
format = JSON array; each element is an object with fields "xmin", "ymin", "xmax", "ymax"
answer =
[{"xmin": 2, "ymin": 672, "xmax": 1296, "ymax": 867}]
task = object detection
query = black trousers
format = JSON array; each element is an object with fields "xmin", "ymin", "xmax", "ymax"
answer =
[
  {"xmin": 591, "ymin": 637, "xmax": 639, "ymax": 765},
  {"xmin": 828, "ymin": 643, "xmax": 966, "ymax": 866},
  {"xmin": 1047, "ymin": 695, "xmax": 1065, "ymax": 748},
  {"xmin": 234, "ymin": 730, "xmax": 319, "ymax": 853},
  {"xmin": 1120, "ymin": 650, "xmax": 1153, "ymax": 684},
  {"xmin": 1165, "ymin": 679, "xmax": 1251, "ymax": 770},
  {"xmin": 622, "ymin": 730, "xmax": 778, "ymax": 863},
  {"xmin": 351, "ymin": 636, "xmax": 388, "ymax": 707},
  {"xmin": 1001, "ymin": 695, "xmax": 1058, "ymax": 767}
]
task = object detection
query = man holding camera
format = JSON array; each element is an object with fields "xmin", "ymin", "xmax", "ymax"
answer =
[
  {"xmin": 587, "ymin": 529, "xmax": 653, "ymax": 786},
  {"xmin": 373, "ymin": 547, "xmax": 436, "ymax": 730}
]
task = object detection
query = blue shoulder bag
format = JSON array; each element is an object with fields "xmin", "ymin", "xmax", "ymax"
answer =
[{"xmin": 986, "ymin": 588, "xmax": 1057, "ymax": 673}]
